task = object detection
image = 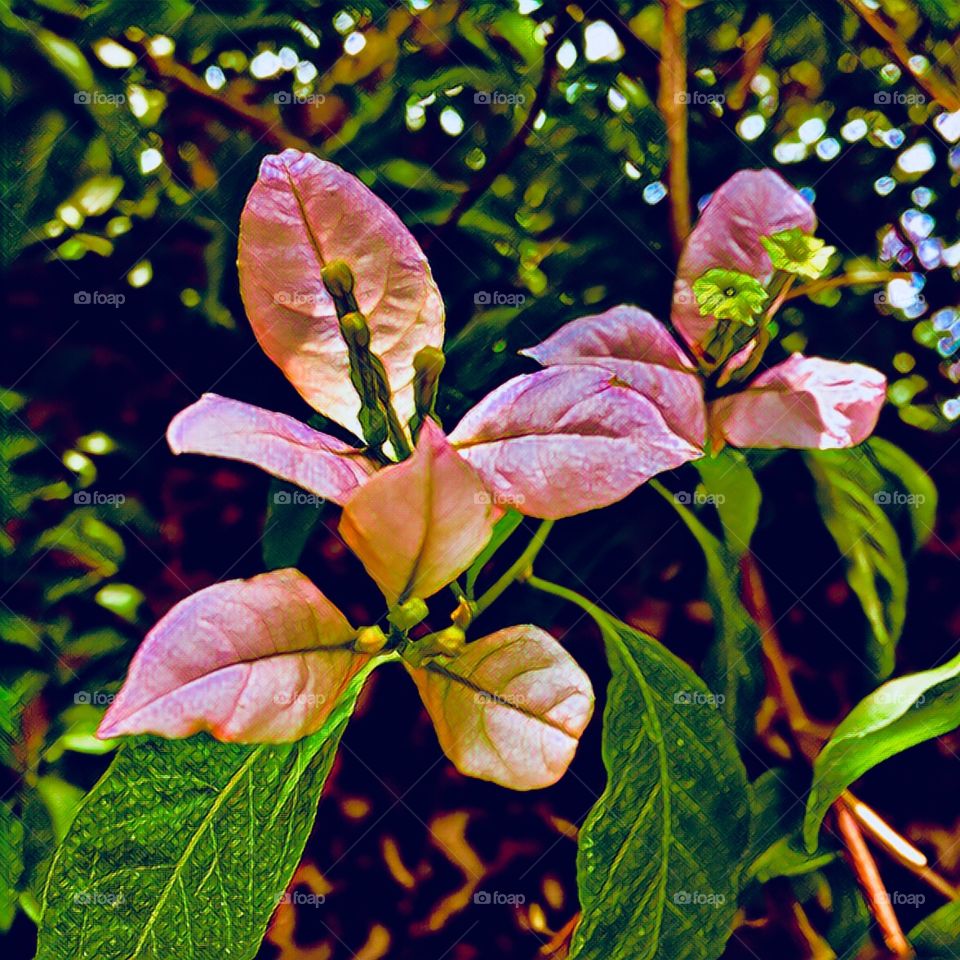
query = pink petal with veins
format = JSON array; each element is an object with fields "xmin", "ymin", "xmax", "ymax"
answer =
[
  {"xmin": 239, "ymin": 150, "xmax": 444, "ymax": 439},
  {"xmin": 407, "ymin": 625, "xmax": 594, "ymax": 790},
  {"xmin": 709, "ymin": 355, "xmax": 886, "ymax": 450},
  {"xmin": 520, "ymin": 305, "xmax": 705, "ymax": 446},
  {"xmin": 339, "ymin": 420, "xmax": 494, "ymax": 605},
  {"xmin": 449, "ymin": 365, "xmax": 702, "ymax": 518},
  {"xmin": 168, "ymin": 393, "xmax": 374, "ymax": 505},
  {"xmin": 97, "ymin": 569, "xmax": 368, "ymax": 743}
]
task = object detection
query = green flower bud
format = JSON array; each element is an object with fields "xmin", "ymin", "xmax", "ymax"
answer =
[
  {"xmin": 321, "ymin": 259, "xmax": 356, "ymax": 300},
  {"xmin": 354, "ymin": 625, "xmax": 388, "ymax": 653},
  {"xmin": 339, "ymin": 311, "xmax": 371, "ymax": 350},
  {"xmin": 433, "ymin": 626, "xmax": 465, "ymax": 656},
  {"xmin": 388, "ymin": 597, "xmax": 429, "ymax": 632}
]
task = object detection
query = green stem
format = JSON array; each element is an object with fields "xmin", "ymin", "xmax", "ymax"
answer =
[
  {"xmin": 473, "ymin": 519, "xmax": 555, "ymax": 616},
  {"xmin": 526, "ymin": 574, "xmax": 608, "ymax": 628}
]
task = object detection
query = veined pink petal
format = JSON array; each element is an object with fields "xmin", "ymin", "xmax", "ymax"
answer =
[
  {"xmin": 238, "ymin": 150, "xmax": 444, "ymax": 439},
  {"xmin": 168, "ymin": 393, "xmax": 374, "ymax": 505},
  {"xmin": 339, "ymin": 420, "xmax": 494, "ymax": 605},
  {"xmin": 672, "ymin": 170, "xmax": 816, "ymax": 359},
  {"xmin": 520, "ymin": 305, "xmax": 705, "ymax": 446},
  {"xmin": 97, "ymin": 569, "xmax": 368, "ymax": 743},
  {"xmin": 406, "ymin": 625, "xmax": 594, "ymax": 790},
  {"xmin": 448, "ymin": 365, "xmax": 703, "ymax": 519},
  {"xmin": 709, "ymin": 355, "xmax": 887, "ymax": 450}
]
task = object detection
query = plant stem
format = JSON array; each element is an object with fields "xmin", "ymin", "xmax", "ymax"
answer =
[
  {"xmin": 833, "ymin": 798, "xmax": 912, "ymax": 957},
  {"xmin": 658, "ymin": 0, "xmax": 691, "ymax": 256},
  {"xmin": 785, "ymin": 271, "xmax": 913, "ymax": 302},
  {"xmin": 840, "ymin": 0, "xmax": 960, "ymax": 111},
  {"xmin": 526, "ymin": 573, "xmax": 607, "ymax": 625},
  {"xmin": 473, "ymin": 520, "xmax": 555, "ymax": 617}
]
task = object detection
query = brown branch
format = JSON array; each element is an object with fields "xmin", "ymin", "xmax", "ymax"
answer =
[
  {"xmin": 433, "ymin": 13, "xmax": 567, "ymax": 243},
  {"xmin": 657, "ymin": 0, "xmax": 691, "ymax": 257},
  {"xmin": 785, "ymin": 271, "xmax": 914, "ymax": 302},
  {"xmin": 139, "ymin": 48, "xmax": 315, "ymax": 153},
  {"xmin": 840, "ymin": 0, "xmax": 960, "ymax": 112},
  {"xmin": 742, "ymin": 551, "xmax": 960, "ymax": 951},
  {"xmin": 833, "ymin": 799, "xmax": 912, "ymax": 957}
]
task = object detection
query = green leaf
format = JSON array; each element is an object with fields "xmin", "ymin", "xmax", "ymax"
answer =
[
  {"xmin": 571, "ymin": 615, "xmax": 750, "ymax": 960},
  {"xmin": 693, "ymin": 450, "xmax": 761, "ymax": 556},
  {"xmin": 909, "ymin": 901, "xmax": 960, "ymax": 957},
  {"xmin": 745, "ymin": 770, "xmax": 834, "ymax": 885},
  {"xmin": 866, "ymin": 437, "xmax": 937, "ymax": 551},
  {"xmin": 805, "ymin": 448, "xmax": 909, "ymax": 679},
  {"xmin": 658, "ymin": 484, "xmax": 762, "ymax": 740},
  {"xmin": 261, "ymin": 478, "xmax": 325, "ymax": 570},
  {"xmin": 803, "ymin": 650, "xmax": 960, "ymax": 852},
  {"xmin": 0, "ymin": 801, "xmax": 24, "ymax": 931},
  {"xmin": 465, "ymin": 508, "xmax": 523, "ymax": 598},
  {"xmin": 37, "ymin": 670, "xmax": 373, "ymax": 960}
]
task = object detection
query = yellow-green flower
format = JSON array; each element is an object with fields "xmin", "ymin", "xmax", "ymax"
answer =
[
  {"xmin": 761, "ymin": 227, "xmax": 836, "ymax": 279},
  {"xmin": 692, "ymin": 268, "xmax": 769, "ymax": 326}
]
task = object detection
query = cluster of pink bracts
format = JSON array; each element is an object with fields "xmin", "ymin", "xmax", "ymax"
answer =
[{"xmin": 98, "ymin": 151, "xmax": 886, "ymax": 790}]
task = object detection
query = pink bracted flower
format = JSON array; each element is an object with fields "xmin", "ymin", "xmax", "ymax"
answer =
[
  {"xmin": 453, "ymin": 170, "xmax": 886, "ymax": 469},
  {"xmin": 98, "ymin": 151, "xmax": 598, "ymax": 791},
  {"xmin": 99, "ymin": 420, "xmax": 594, "ymax": 790},
  {"xmin": 168, "ymin": 149, "xmax": 702, "ymax": 519}
]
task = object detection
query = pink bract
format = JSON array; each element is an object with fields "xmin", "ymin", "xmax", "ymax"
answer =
[
  {"xmin": 708, "ymin": 355, "xmax": 886, "ymax": 450},
  {"xmin": 238, "ymin": 149, "xmax": 444, "ymax": 441},
  {"xmin": 339, "ymin": 419, "xmax": 495, "ymax": 604},
  {"xmin": 406, "ymin": 625, "xmax": 595, "ymax": 790},
  {"xmin": 97, "ymin": 569, "xmax": 368, "ymax": 743},
  {"xmin": 168, "ymin": 393, "xmax": 374, "ymax": 505}
]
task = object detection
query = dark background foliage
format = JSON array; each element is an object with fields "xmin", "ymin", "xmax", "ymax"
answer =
[{"xmin": 2, "ymin": 0, "xmax": 959, "ymax": 956}]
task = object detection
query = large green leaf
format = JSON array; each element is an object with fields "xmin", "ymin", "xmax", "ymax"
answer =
[
  {"xmin": 803, "ymin": 651, "xmax": 960, "ymax": 851},
  {"xmin": 805, "ymin": 447, "xmax": 909, "ymax": 679},
  {"xmin": 659, "ymin": 485, "xmax": 762, "ymax": 740},
  {"xmin": 37, "ymin": 668, "xmax": 375, "ymax": 960},
  {"xmin": 909, "ymin": 901, "xmax": 960, "ymax": 957},
  {"xmin": 571, "ymin": 615, "xmax": 750, "ymax": 960}
]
